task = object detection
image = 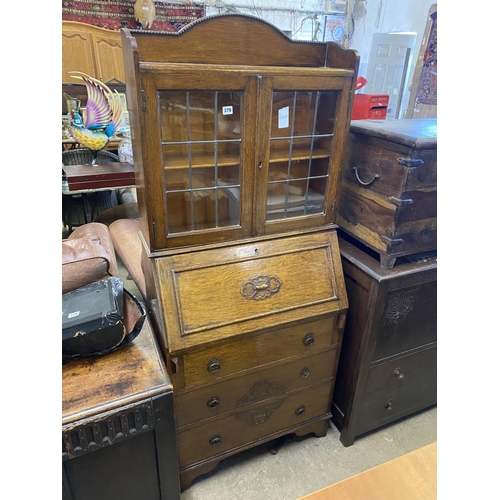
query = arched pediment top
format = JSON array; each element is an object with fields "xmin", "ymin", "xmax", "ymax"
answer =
[{"xmin": 124, "ymin": 13, "xmax": 358, "ymax": 70}]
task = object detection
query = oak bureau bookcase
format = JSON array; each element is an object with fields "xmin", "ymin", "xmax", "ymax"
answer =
[{"xmin": 121, "ymin": 14, "xmax": 359, "ymax": 489}]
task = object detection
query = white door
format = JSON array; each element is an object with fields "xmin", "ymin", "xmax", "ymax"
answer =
[{"xmin": 363, "ymin": 33, "xmax": 416, "ymax": 119}]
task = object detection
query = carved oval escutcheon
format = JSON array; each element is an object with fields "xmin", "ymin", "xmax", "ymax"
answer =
[{"xmin": 241, "ymin": 274, "xmax": 282, "ymax": 300}]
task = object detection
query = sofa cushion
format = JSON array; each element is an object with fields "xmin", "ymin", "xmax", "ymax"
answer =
[{"xmin": 62, "ymin": 222, "xmax": 119, "ymax": 294}]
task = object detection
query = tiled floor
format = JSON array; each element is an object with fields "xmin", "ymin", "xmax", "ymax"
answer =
[{"xmin": 116, "ymin": 256, "xmax": 437, "ymax": 500}]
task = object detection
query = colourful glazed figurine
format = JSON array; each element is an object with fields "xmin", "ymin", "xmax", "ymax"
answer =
[{"xmin": 68, "ymin": 71, "xmax": 123, "ymax": 164}]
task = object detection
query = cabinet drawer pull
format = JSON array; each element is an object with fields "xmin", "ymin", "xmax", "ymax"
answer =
[
  {"xmin": 393, "ymin": 367, "xmax": 405, "ymax": 380},
  {"xmin": 302, "ymin": 333, "xmax": 315, "ymax": 347},
  {"xmin": 207, "ymin": 396, "xmax": 220, "ymax": 409},
  {"xmin": 353, "ymin": 166, "xmax": 379, "ymax": 186},
  {"xmin": 209, "ymin": 435, "xmax": 222, "ymax": 446},
  {"xmin": 207, "ymin": 358, "xmax": 221, "ymax": 374},
  {"xmin": 300, "ymin": 368, "xmax": 310, "ymax": 378},
  {"xmin": 384, "ymin": 399, "xmax": 393, "ymax": 410},
  {"xmin": 295, "ymin": 405, "xmax": 306, "ymax": 416}
]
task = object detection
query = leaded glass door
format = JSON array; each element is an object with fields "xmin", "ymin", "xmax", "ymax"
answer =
[
  {"xmin": 255, "ymin": 74, "xmax": 353, "ymax": 235},
  {"xmin": 142, "ymin": 71, "xmax": 257, "ymax": 249}
]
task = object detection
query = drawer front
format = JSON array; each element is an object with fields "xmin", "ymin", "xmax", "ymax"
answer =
[
  {"xmin": 181, "ymin": 316, "xmax": 340, "ymax": 389},
  {"xmin": 156, "ymin": 231, "xmax": 348, "ymax": 351},
  {"xmin": 372, "ymin": 276, "xmax": 437, "ymax": 361},
  {"xmin": 175, "ymin": 348, "xmax": 338, "ymax": 428},
  {"xmin": 365, "ymin": 343, "xmax": 436, "ymax": 395},
  {"xmin": 355, "ymin": 372, "xmax": 437, "ymax": 436},
  {"xmin": 177, "ymin": 381, "xmax": 332, "ymax": 469}
]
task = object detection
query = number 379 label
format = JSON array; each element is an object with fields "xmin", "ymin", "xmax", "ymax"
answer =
[{"xmin": 222, "ymin": 106, "xmax": 233, "ymax": 115}]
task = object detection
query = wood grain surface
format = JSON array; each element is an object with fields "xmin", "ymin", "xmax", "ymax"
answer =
[
  {"xmin": 62, "ymin": 316, "xmax": 171, "ymax": 425},
  {"xmin": 299, "ymin": 442, "xmax": 437, "ymax": 500}
]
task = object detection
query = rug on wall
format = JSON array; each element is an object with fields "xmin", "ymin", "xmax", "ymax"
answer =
[
  {"xmin": 62, "ymin": 1, "xmax": 205, "ymax": 32},
  {"xmin": 415, "ymin": 11, "xmax": 437, "ymax": 106}
]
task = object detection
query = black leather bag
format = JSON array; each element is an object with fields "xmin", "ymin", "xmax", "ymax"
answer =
[{"xmin": 62, "ymin": 277, "xmax": 146, "ymax": 360}]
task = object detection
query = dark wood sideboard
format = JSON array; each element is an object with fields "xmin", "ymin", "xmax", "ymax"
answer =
[
  {"xmin": 331, "ymin": 234, "xmax": 437, "ymax": 447},
  {"xmin": 62, "ymin": 315, "xmax": 180, "ymax": 500}
]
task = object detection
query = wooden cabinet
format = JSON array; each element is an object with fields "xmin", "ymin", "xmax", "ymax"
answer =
[
  {"xmin": 63, "ymin": 21, "xmax": 126, "ymax": 84},
  {"xmin": 121, "ymin": 14, "xmax": 358, "ymax": 253},
  {"xmin": 337, "ymin": 118, "xmax": 437, "ymax": 269},
  {"xmin": 121, "ymin": 14, "xmax": 358, "ymax": 489},
  {"xmin": 62, "ymin": 316, "xmax": 180, "ymax": 500},
  {"xmin": 331, "ymin": 235, "xmax": 437, "ymax": 447}
]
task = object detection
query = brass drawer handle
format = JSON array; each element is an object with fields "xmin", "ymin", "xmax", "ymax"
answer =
[
  {"xmin": 393, "ymin": 367, "xmax": 405, "ymax": 380},
  {"xmin": 384, "ymin": 399, "xmax": 393, "ymax": 410},
  {"xmin": 207, "ymin": 358, "xmax": 221, "ymax": 374},
  {"xmin": 302, "ymin": 332, "xmax": 315, "ymax": 347},
  {"xmin": 209, "ymin": 435, "xmax": 222, "ymax": 446},
  {"xmin": 295, "ymin": 405, "xmax": 306, "ymax": 416},
  {"xmin": 300, "ymin": 368, "xmax": 310, "ymax": 378},
  {"xmin": 207, "ymin": 396, "xmax": 220, "ymax": 409},
  {"xmin": 353, "ymin": 166, "xmax": 380, "ymax": 186}
]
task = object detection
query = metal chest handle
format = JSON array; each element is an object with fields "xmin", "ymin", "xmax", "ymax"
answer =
[{"xmin": 353, "ymin": 166, "xmax": 380, "ymax": 186}]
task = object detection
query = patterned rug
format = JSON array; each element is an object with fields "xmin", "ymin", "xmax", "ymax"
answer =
[
  {"xmin": 415, "ymin": 11, "xmax": 437, "ymax": 106},
  {"xmin": 62, "ymin": 1, "xmax": 205, "ymax": 32}
]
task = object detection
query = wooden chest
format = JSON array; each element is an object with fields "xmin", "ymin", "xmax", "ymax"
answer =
[
  {"xmin": 62, "ymin": 316, "xmax": 180, "ymax": 500},
  {"xmin": 337, "ymin": 118, "xmax": 437, "ymax": 269},
  {"xmin": 151, "ymin": 230, "xmax": 349, "ymax": 489},
  {"xmin": 331, "ymin": 235, "xmax": 437, "ymax": 447}
]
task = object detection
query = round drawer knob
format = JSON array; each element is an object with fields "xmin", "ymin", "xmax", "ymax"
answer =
[
  {"xmin": 207, "ymin": 358, "xmax": 221, "ymax": 374},
  {"xmin": 207, "ymin": 396, "xmax": 220, "ymax": 409},
  {"xmin": 300, "ymin": 368, "xmax": 310, "ymax": 378},
  {"xmin": 302, "ymin": 332, "xmax": 315, "ymax": 347},
  {"xmin": 384, "ymin": 399, "xmax": 393, "ymax": 410},
  {"xmin": 393, "ymin": 367, "xmax": 405, "ymax": 380},
  {"xmin": 295, "ymin": 405, "xmax": 306, "ymax": 416},
  {"xmin": 209, "ymin": 435, "xmax": 222, "ymax": 446}
]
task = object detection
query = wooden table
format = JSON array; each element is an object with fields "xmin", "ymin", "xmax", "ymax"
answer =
[
  {"xmin": 299, "ymin": 442, "xmax": 437, "ymax": 499},
  {"xmin": 62, "ymin": 162, "xmax": 135, "ymax": 226},
  {"xmin": 62, "ymin": 315, "xmax": 180, "ymax": 500}
]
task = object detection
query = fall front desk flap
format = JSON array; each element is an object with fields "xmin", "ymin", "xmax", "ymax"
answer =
[{"xmin": 154, "ymin": 231, "xmax": 349, "ymax": 352}]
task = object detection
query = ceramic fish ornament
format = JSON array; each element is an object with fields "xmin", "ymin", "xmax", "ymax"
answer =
[{"xmin": 68, "ymin": 71, "xmax": 124, "ymax": 163}]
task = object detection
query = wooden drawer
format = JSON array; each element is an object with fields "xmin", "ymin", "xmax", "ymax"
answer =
[
  {"xmin": 175, "ymin": 348, "xmax": 338, "ymax": 428},
  {"xmin": 178, "ymin": 316, "xmax": 340, "ymax": 389},
  {"xmin": 177, "ymin": 381, "xmax": 332, "ymax": 469},
  {"xmin": 355, "ymin": 372, "xmax": 437, "ymax": 436},
  {"xmin": 364, "ymin": 343, "xmax": 437, "ymax": 395},
  {"xmin": 372, "ymin": 275, "xmax": 437, "ymax": 361},
  {"xmin": 154, "ymin": 231, "xmax": 348, "ymax": 352}
]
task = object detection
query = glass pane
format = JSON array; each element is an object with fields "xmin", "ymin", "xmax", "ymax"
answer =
[
  {"xmin": 217, "ymin": 92, "xmax": 242, "ymax": 140},
  {"xmin": 159, "ymin": 89, "xmax": 242, "ymax": 235},
  {"xmin": 217, "ymin": 141, "xmax": 241, "ymax": 171},
  {"xmin": 163, "ymin": 143, "xmax": 189, "ymax": 169},
  {"xmin": 166, "ymin": 191, "xmax": 192, "ymax": 234},
  {"xmin": 293, "ymin": 92, "xmax": 318, "ymax": 136},
  {"xmin": 218, "ymin": 188, "xmax": 240, "ymax": 227},
  {"xmin": 266, "ymin": 89, "xmax": 339, "ymax": 222},
  {"xmin": 189, "ymin": 92, "xmax": 215, "ymax": 142},
  {"xmin": 270, "ymin": 92, "xmax": 295, "ymax": 139},
  {"xmin": 159, "ymin": 92, "xmax": 188, "ymax": 143},
  {"xmin": 218, "ymin": 164, "xmax": 240, "ymax": 187},
  {"xmin": 193, "ymin": 190, "xmax": 216, "ymax": 231},
  {"xmin": 310, "ymin": 158, "xmax": 329, "ymax": 178},
  {"xmin": 315, "ymin": 91, "xmax": 339, "ymax": 135}
]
